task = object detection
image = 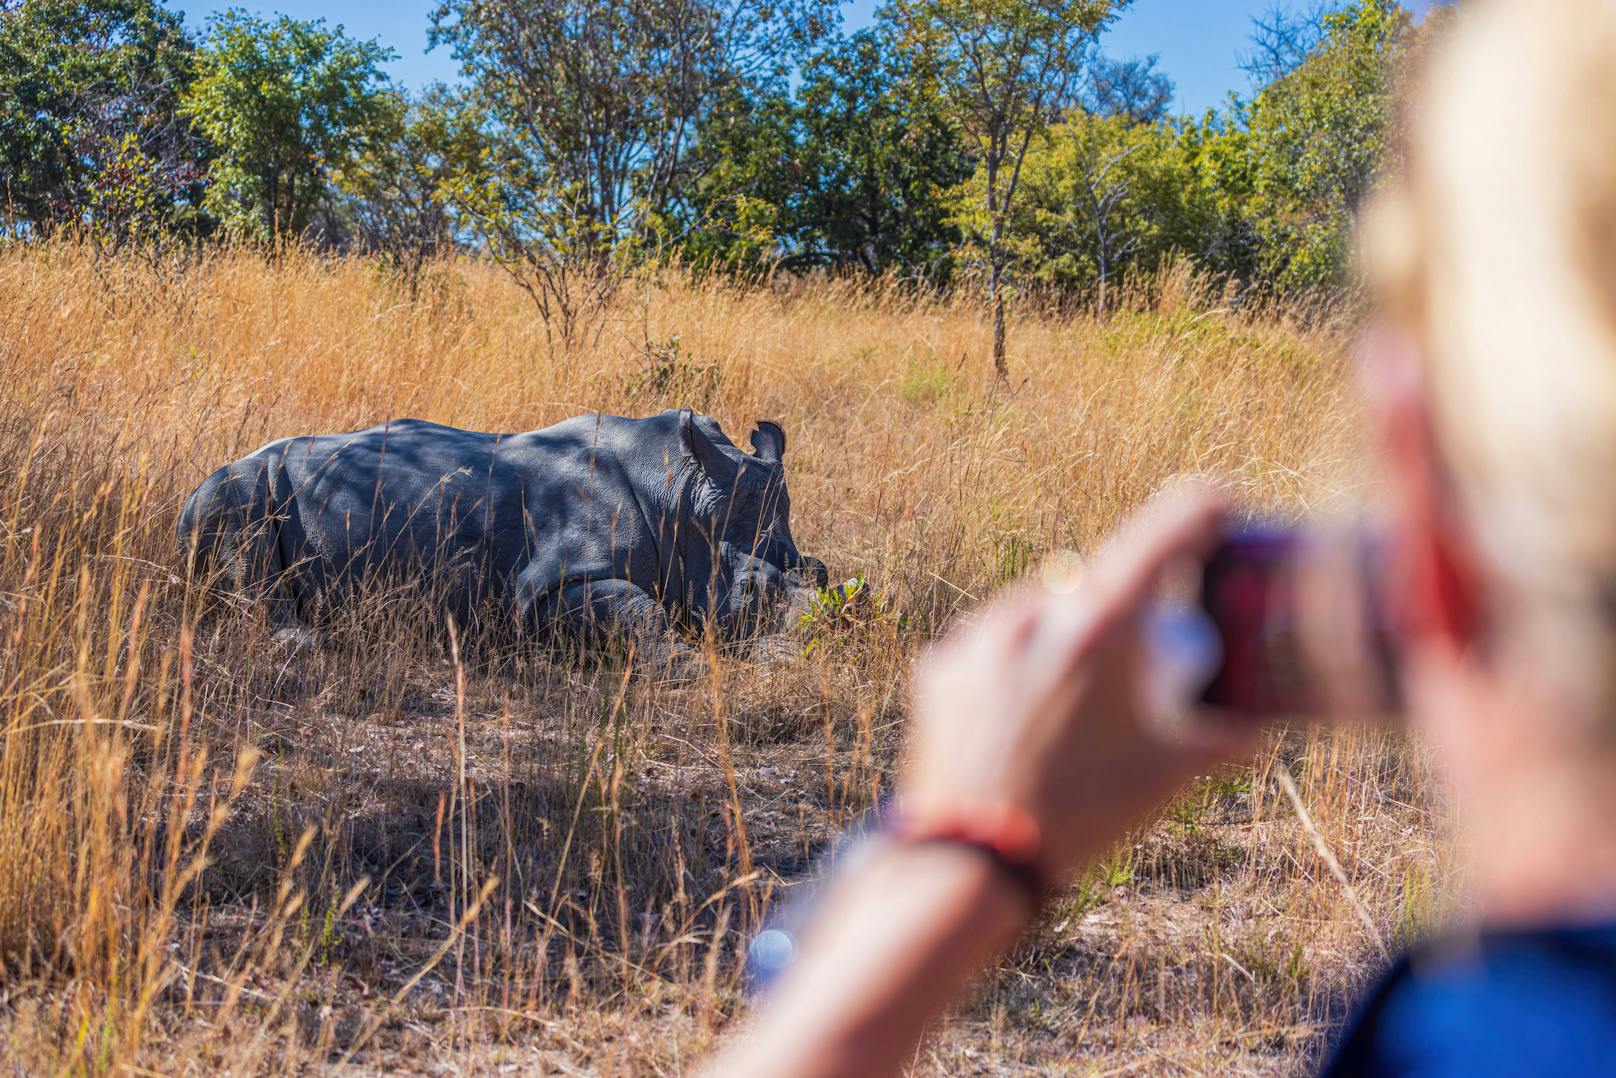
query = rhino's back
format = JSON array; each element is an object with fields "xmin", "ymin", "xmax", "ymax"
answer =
[
  {"xmin": 490, "ymin": 412, "xmax": 686, "ymax": 591},
  {"xmin": 511, "ymin": 410, "xmax": 690, "ymax": 478},
  {"xmin": 258, "ymin": 419, "xmax": 518, "ymax": 590},
  {"xmin": 269, "ymin": 414, "xmax": 674, "ymax": 598}
]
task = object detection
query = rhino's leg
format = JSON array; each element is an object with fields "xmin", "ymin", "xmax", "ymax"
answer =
[{"xmin": 537, "ymin": 580, "xmax": 692, "ymax": 669}]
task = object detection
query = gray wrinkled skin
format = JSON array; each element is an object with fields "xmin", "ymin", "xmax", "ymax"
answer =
[{"xmin": 177, "ymin": 409, "xmax": 828, "ymax": 663}]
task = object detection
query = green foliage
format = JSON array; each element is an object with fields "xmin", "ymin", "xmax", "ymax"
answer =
[
  {"xmin": 682, "ymin": 25, "xmax": 970, "ymax": 278},
  {"xmin": 793, "ymin": 28, "xmax": 969, "ymax": 276},
  {"xmin": 433, "ymin": 0, "xmax": 835, "ymax": 259},
  {"xmin": 430, "ymin": 0, "xmax": 830, "ymax": 338},
  {"xmin": 80, "ymin": 129, "xmax": 186, "ymax": 248},
  {"xmin": 994, "ymin": 532, "xmax": 1034, "ymax": 585},
  {"xmin": 337, "ymin": 85, "xmax": 482, "ymax": 286},
  {"xmin": 1394, "ymin": 859, "xmax": 1439, "ymax": 948},
  {"xmin": 1239, "ymin": 0, "xmax": 1410, "ymax": 292},
  {"xmin": 0, "ymin": 0, "xmax": 205, "ymax": 241},
  {"xmin": 617, "ymin": 335, "xmax": 723, "ymax": 411},
  {"xmin": 894, "ymin": 0, "xmax": 1128, "ymax": 369},
  {"xmin": 894, "ymin": 0, "xmax": 1122, "ymax": 150},
  {"xmin": 1059, "ymin": 845, "xmax": 1137, "ymax": 918},
  {"xmin": 797, "ymin": 575, "xmax": 898, "ymax": 655},
  {"xmin": 676, "ymin": 77, "xmax": 797, "ymax": 277},
  {"xmin": 940, "ymin": 0, "xmax": 1416, "ymax": 305},
  {"xmin": 899, "ymin": 353, "xmax": 957, "ymax": 405},
  {"xmin": 1065, "ymin": 843, "xmax": 1136, "ymax": 916},
  {"xmin": 439, "ymin": 127, "xmax": 634, "ymax": 345},
  {"xmin": 965, "ymin": 109, "xmax": 1269, "ymax": 307},
  {"xmin": 0, "ymin": 0, "xmax": 1428, "ymax": 315},
  {"xmin": 182, "ymin": 11, "xmax": 395, "ymax": 241},
  {"xmin": 959, "ymin": 113, "xmax": 1203, "ymax": 299},
  {"xmin": 1174, "ymin": 112, "xmax": 1263, "ymax": 280}
]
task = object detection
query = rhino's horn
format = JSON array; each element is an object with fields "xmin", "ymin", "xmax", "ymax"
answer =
[{"xmin": 750, "ymin": 421, "xmax": 786, "ymax": 463}]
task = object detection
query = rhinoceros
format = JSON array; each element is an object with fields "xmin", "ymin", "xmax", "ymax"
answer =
[{"xmin": 177, "ymin": 408, "xmax": 828, "ymax": 661}]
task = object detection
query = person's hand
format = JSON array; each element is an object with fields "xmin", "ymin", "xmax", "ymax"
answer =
[
  {"xmin": 900, "ymin": 485, "xmax": 1259, "ymax": 881},
  {"xmin": 702, "ymin": 486, "xmax": 1262, "ymax": 1078}
]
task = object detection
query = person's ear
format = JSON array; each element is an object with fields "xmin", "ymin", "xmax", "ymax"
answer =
[{"xmin": 1361, "ymin": 327, "xmax": 1485, "ymax": 655}]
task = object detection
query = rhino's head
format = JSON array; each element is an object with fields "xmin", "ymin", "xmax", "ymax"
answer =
[{"xmin": 679, "ymin": 411, "xmax": 828, "ymax": 641}]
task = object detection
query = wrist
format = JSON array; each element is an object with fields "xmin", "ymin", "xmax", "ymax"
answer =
[
  {"xmin": 888, "ymin": 800, "xmax": 1056, "ymax": 917},
  {"xmin": 873, "ymin": 839, "xmax": 1032, "ymax": 933}
]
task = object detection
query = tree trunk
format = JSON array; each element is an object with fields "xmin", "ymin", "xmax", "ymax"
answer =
[
  {"xmin": 986, "ymin": 156, "xmax": 1008, "ymax": 381},
  {"xmin": 989, "ymin": 218, "xmax": 1008, "ymax": 380},
  {"xmin": 991, "ymin": 260, "xmax": 1007, "ymax": 379},
  {"xmin": 1096, "ymin": 208, "xmax": 1110, "ymax": 321}
]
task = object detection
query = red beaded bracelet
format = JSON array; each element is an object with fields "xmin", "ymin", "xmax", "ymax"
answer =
[{"xmin": 888, "ymin": 802, "xmax": 1053, "ymax": 914}]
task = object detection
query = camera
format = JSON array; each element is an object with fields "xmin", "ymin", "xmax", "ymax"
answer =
[{"xmin": 1193, "ymin": 524, "xmax": 1402, "ymax": 721}]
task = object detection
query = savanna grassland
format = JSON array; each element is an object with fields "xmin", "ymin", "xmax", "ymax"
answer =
[{"xmin": 0, "ymin": 246, "xmax": 1446, "ymax": 1075}]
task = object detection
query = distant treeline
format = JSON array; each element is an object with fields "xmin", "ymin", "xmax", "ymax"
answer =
[{"xmin": 0, "ymin": 0, "xmax": 1442, "ymax": 343}]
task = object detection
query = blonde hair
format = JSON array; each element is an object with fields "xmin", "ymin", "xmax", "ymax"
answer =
[{"xmin": 1366, "ymin": 0, "xmax": 1616, "ymax": 710}]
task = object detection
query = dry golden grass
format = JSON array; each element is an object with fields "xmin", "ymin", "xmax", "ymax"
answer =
[{"xmin": 0, "ymin": 244, "xmax": 1446, "ymax": 1074}]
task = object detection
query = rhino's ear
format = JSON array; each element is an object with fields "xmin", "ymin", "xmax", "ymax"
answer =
[
  {"xmin": 750, "ymin": 421, "xmax": 785, "ymax": 464},
  {"xmin": 680, "ymin": 409, "xmax": 734, "ymax": 480}
]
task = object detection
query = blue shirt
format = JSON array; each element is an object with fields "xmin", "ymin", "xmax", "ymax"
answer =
[{"xmin": 1324, "ymin": 926, "xmax": 1616, "ymax": 1076}]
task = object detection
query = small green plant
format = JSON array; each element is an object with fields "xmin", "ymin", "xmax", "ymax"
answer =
[
  {"xmin": 1395, "ymin": 861, "xmax": 1439, "ymax": 948},
  {"xmin": 899, "ymin": 356, "xmax": 955, "ymax": 405},
  {"xmin": 1062, "ymin": 846, "xmax": 1135, "ymax": 919},
  {"xmin": 1067, "ymin": 877, "xmax": 1103, "ymax": 919},
  {"xmin": 1228, "ymin": 930, "xmax": 1311, "ymax": 998},
  {"xmin": 1102, "ymin": 848, "xmax": 1136, "ymax": 888},
  {"xmin": 1202, "ymin": 770, "xmax": 1252, "ymax": 801},
  {"xmin": 995, "ymin": 533, "xmax": 1035, "ymax": 585},
  {"xmin": 316, "ymin": 898, "xmax": 341, "ymax": 966},
  {"xmin": 1169, "ymin": 793, "xmax": 1209, "ymax": 836},
  {"xmin": 797, "ymin": 575, "xmax": 897, "ymax": 654}
]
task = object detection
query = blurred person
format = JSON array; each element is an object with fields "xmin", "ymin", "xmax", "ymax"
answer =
[{"xmin": 701, "ymin": 0, "xmax": 1616, "ymax": 1074}]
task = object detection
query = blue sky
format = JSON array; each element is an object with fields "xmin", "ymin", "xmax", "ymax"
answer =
[{"xmin": 165, "ymin": 0, "xmax": 1440, "ymax": 117}]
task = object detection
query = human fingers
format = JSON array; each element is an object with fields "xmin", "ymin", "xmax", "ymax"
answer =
[{"xmin": 1085, "ymin": 481, "xmax": 1228, "ymax": 614}]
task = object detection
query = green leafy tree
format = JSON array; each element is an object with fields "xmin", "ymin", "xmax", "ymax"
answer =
[
  {"xmin": 682, "ymin": 25, "xmax": 969, "ymax": 278},
  {"xmin": 894, "ymin": 0, "xmax": 1127, "ymax": 375},
  {"xmin": 969, "ymin": 112, "xmax": 1201, "ymax": 314},
  {"xmin": 1240, "ymin": 0, "xmax": 1409, "ymax": 292},
  {"xmin": 337, "ymin": 85, "xmax": 483, "ymax": 292},
  {"xmin": 790, "ymin": 27, "xmax": 970, "ymax": 276},
  {"xmin": 182, "ymin": 11, "xmax": 395, "ymax": 242},
  {"xmin": 675, "ymin": 86, "xmax": 799, "ymax": 276},
  {"xmin": 0, "ymin": 0, "xmax": 206, "ymax": 242},
  {"xmin": 431, "ymin": 0, "xmax": 833, "ymax": 341},
  {"xmin": 441, "ymin": 114, "xmax": 635, "ymax": 348},
  {"xmin": 1173, "ymin": 112, "xmax": 1262, "ymax": 282},
  {"xmin": 430, "ymin": 0, "xmax": 833, "ymax": 261}
]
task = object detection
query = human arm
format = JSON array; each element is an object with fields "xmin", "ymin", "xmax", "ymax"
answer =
[{"xmin": 702, "ymin": 487, "xmax": 1256, "ymax": 1078}]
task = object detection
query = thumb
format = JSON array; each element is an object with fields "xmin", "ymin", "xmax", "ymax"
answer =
[{"xmin": 1088, "ymin": 481, "xmax": 1228, "ymax": 613}]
